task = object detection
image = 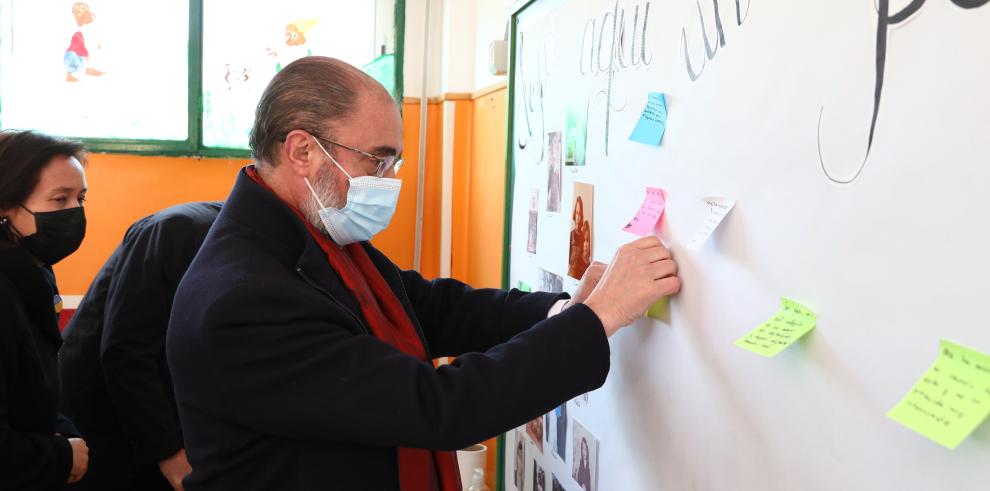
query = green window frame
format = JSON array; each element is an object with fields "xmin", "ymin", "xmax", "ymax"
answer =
[{"xmin": 0, "ymin": 0, "xmax": 404, "ymax": 158}]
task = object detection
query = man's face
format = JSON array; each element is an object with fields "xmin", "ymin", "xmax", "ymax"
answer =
[{"xmin": 301, "ymin": 85, "xmax": 403, "ymax": 228}]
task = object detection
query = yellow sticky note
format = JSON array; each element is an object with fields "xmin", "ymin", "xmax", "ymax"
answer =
[
  {"xmin": 645, "ymin": 298, "xmax": 669, "ymax": 322},
  {"xmin": 734, "ymin": 298, "xmax": 816, "ymax": 357},
  {"xmin": 887, "ymin": 339, "xmax": 990, "ymax": 449}
]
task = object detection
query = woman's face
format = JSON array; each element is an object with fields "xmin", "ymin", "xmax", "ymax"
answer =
[
  {"xmin": 2, "ymin": 155, "xmax": 87, "ymax": 237},
  {"xmin": 581, "ymin": 438, "xmax": 589, "ymax": 460},
  {"xmin": 573, "ymin": 198, "xmax": 583, "ymax": 225}
]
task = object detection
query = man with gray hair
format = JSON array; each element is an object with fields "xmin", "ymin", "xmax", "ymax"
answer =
[{"xmin": 167, "ymin": 56, "xmax": 680, "ymax": 490}]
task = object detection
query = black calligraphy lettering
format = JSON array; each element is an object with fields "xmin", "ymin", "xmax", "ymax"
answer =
[
  {"xmin": 578, "ymin": 1, "xmax": 653, "ymax": 156},
  {"xmin": 580, "ymin": 20, "xmax": 597, "ymax": 76},
  {"xmin": 817, "ymin": 0, "xmax": 989, "ymax": 184},
  {"xmin": 516, "ymin": 32, "xmax": 547, "ymax": 163},
  {"xmin": 631, "ymin": 3, "xmax": 653, "ymax": 66},
  {"xmin": 736, "ymin": 0, "xmax": 751, "ymax": 25},
  {"xmin": 681, "ymin": 0, "xmax": 747, "ymax": 82}
]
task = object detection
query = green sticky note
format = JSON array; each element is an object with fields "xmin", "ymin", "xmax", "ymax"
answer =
[
  {"xmin": 645, "ymin": 297, "xmax": 669, "ymax": 322},
  {"xmin": 734, "ymin": 297, "xmax": 816, "ymax": 357},
  {"xmin": 517, "ymin": 281, "xmax": 531, "ymax": 293},
  {"xmin": 886, "ymin": 339, "xmax": 990, "ymax": 449}
]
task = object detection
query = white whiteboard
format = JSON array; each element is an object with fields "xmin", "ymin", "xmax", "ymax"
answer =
[{"xmin": 502, "ymin": 0, "xmax": 990, "ymax": 490}]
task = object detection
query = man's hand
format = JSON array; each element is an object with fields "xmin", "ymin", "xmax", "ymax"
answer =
[
  {"xmin": 159, "ymin": 449, "xmax": 192, "ymax": 491},
  {"xmin": 67, "ymin": 438, "xmax": 89, "ymax": 483},
  {"xmin": 582, "ymin": 236, "xmax": 680, "ymax": 336},
  {"xmin": 569, "ymin": 261, "xmax": 607, "ymax": 307}
]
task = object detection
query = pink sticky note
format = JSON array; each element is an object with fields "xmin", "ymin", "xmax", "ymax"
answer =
[{"xmin": 623, "ymin": 187, "xmax": 666, "ymax": 236}]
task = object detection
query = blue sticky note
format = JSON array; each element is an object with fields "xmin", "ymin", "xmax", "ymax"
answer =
[{"xmin": 629, "ymin": 92, "xmax": 667, "ymax": 146}]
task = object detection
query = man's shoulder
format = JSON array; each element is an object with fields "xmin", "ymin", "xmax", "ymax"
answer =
[
  {"xmin": 130, "ymin": 202, "xmax": 223, "ymax": 237},
  {"xmin": 178, "ymin": 222, "xmax": 297, "ymax": 303}
]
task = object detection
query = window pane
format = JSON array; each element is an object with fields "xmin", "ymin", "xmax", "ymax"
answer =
[
  {"xmin": 0, "ymin": 0, "xmax": 190, "ymax": 141},
  {"xmin": 202, "ymin": 0, "xmax": 396, "ymax": 150}
]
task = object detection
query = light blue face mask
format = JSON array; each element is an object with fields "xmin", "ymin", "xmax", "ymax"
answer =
[{"xmin": 306, "ymin": 139, "xmax": 402, "ymax": 245}]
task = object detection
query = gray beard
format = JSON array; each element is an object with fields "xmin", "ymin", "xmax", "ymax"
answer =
[{"xmin": 301, "ymin": 163, "xmax": 342, "ymax": 235}]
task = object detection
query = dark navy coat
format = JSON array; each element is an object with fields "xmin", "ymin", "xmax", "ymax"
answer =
[{"xmin": 167, "ymin": 168, "xmax": 610, "ymax": 490}]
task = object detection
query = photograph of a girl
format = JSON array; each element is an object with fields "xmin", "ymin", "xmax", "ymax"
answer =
[
  {"xmin": 533, "ymin": 461, "xmax": 545, "ymax": 491},
  {"xmin": 546, "ymin": 132, "xmax": 562, "ymax": 212},
  {"xmin": 514, "ymin": 431, "xmax": 525, "ymax": 489},
  {"xmin": 527, "ymin": 188, "xmax": 538, "ymax": 253},
  {"xmin": 571, "ymin": 420, "xmax": 599, "ymax": 491},
  {"xmin": 525, "ymin": 415, "xmax": 544, "ymax": 452},
  {"xmin": 567, "ymin": 182, "xmax": 593, "ymax": 279}
]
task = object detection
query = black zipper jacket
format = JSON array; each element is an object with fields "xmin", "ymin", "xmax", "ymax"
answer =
[
  {"xmin": 59, "ymin": 202, "xmax": 221, "ymax": 482},
  {"xmin": 0, "ymin": 243, "xmax": 80, "ymax": 490}
]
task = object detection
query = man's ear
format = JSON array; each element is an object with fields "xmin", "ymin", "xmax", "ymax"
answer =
[{"xmin": 281, "ymin": 129, "xmax": 320, "ymax": 178}]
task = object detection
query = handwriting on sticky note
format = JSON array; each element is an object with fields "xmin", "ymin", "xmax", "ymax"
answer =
[
  {"xmin": 623, "ymin": 187, "xmax": 666, "ymax": 236},
  {"xmin": 629, "ymin": 92, "xmax": 667, "ymax": 146},
  {"xmin": 687, "ymin": 197, "xmax": 736, "ymax": 250},
  {"xmin": 887, "ymin": 339, "xmax": 990, "ymax": 449},
  {"xmin": 735, "ymin": 298, "xmax": 816, "ymax": 357},
  {"xmin": 518, "ymin": 281, "xmax": 532, "ymax": 292}
]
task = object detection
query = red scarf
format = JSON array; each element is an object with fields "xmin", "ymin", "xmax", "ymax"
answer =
[{"xmin": 247, "ymin": 167, "xmax": 461, "ymax": 491}]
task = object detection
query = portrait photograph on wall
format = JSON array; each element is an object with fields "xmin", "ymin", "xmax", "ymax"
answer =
[
  {"xmin": 533, "ymin": 461, "xmax": 546, "ymax": 491},
  {"xmin": 546, "ymin": 131, "xmax": 562, "ymax": 212},
  {"xmin": 571, "ymin": 419, "xmax": 600, "ymax": 491},
  {"xmin": 527, "ymin": 188, "xmax": 539, "ymax": 254},
  {"xmin": 526, "ymin": 415, "xmax": 544, "ymax": 453},
  {"xmin": 546, "ymin": 403, "xmax": 568, "ymax": 462},
  {"xmin": 565, "ymin": 101, "xmax": 587, "ymax": 167},
  {"xmin": 538, "ymin": 268, "xmax": 563, "ymax": 293},
  {"xmin": 568, "ymin": 182, "xmax": 593, "ymax": 279}
]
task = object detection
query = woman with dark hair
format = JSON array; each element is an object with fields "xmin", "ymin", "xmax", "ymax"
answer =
[
  {"xmin": 573, "ymin": 437, "xmax": 592, "ymax": 491},
  {"xmin": 568, "ymin": 196, "xmax": 591, "ymax": 279},
  {"xmin": 0, "ymin": 130, "xmax": 90, "ymax": 489}
]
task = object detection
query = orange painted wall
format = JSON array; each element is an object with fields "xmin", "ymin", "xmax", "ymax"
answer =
[
  {"xmin": 450, "ymin": 100, "xmax": 474, "ymax": 284},
  {"xmin": 462, "ymin": 88, "xmax": 508, "ymax": 289},
  {"xmin": 54, "ymin": 101, "xmax": 447, "ymax": 295},
  {"xmin": 379, "ymin": 101, "xmax": 446, "ymax": 278},
  {"xmin": 445, "ymin": 86, "xmax": 509, "ymax": 490},
  {"xmin": 52, "ymin": 154, "xmax": 246, "ymax": 294}
]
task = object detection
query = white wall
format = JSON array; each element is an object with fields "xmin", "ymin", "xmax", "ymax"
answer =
[
  {"xmin": 375, "ymin": 0, "xmax": 398, "ymax": 56},
  {"xmin": 440, "ymin": 0, "xmax": 477, "ymax": 93},
  {"xmin": 473, "ymin": 0, "xmax": 515, "ymax": 90},
  {"xmin": 403, "ymin": 0, "xmax": 514, "ymax": 97},
  {"xmin": 403, "ymin": 0, "xmax": 445, "ymax": 98}
]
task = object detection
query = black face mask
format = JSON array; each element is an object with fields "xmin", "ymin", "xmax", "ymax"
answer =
[{"xmin": 8, "ymin": 205, "xmax": 87, "ymax": 265}]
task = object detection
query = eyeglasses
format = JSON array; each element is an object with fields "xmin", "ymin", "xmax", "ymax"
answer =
[{"xmin": 312, "ymin": 134, "xmax": 403, "ymax": 178}]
